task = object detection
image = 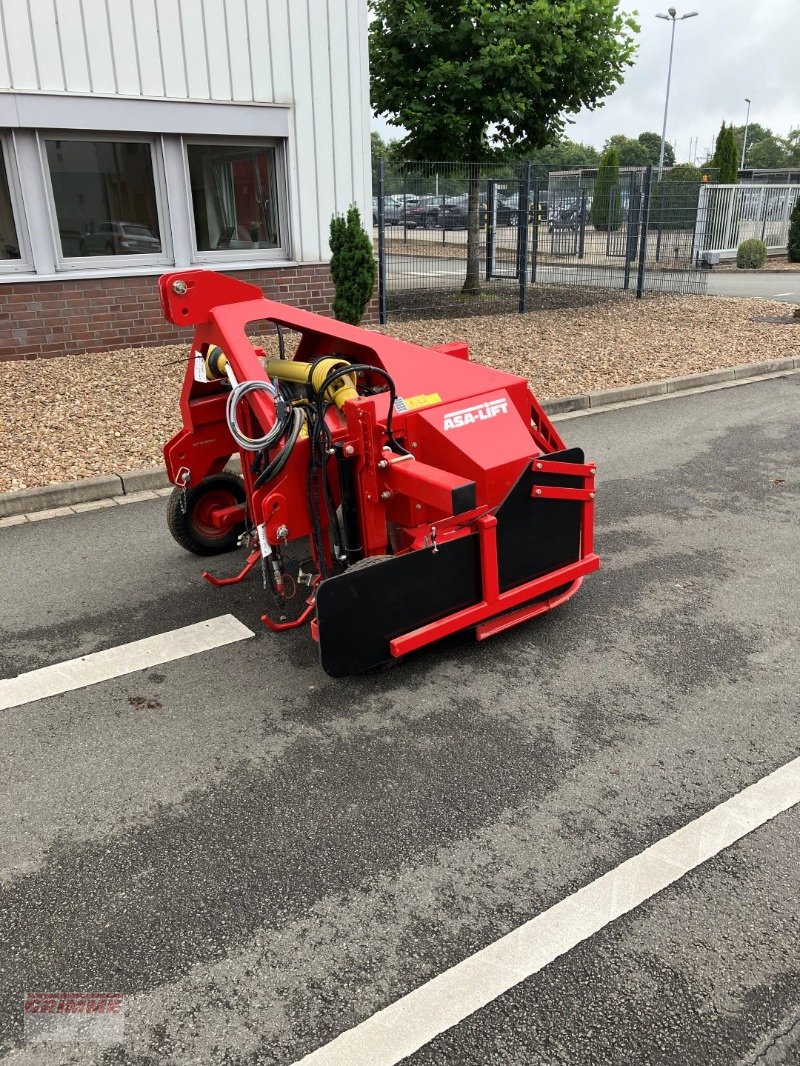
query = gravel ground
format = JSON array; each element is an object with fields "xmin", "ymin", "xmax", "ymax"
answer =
[{"xmin": 0, "ymin": 294, "xmax": 796, "ymax": 493}]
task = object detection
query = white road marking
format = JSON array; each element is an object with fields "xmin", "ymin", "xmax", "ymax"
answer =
[
  {"xmin": 774, "ymin": 292, "xmax": 795, "ymax": 297},
  {"xmin": 293, "ymin": 754, "xmax": 800, "ymax": 1066},
  {"xmin": 0, "ymin": 615, "xmax": 254, "ymax": 711}
]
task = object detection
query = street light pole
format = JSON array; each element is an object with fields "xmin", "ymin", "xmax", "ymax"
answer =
[
  {"xmin": 741, "ymin": 97, "xmax": 751, "ymax": 169},
  {"xmin": 656, "ymin": 8, "xmax": 699, "ymax": 180}
]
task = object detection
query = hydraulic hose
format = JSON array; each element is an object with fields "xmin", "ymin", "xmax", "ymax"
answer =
[{"xmin": 225, "ymin": 379, "xmax": 289, "ymax": 452}]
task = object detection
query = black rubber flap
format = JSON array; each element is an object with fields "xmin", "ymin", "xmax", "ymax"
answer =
[
  {"xmin": 316, "ymin": 535, "xmax": 481, "ymax": 677},
  {"xmin": 496, "ymin": 447, "xmax": 585, "ymax": 593}
]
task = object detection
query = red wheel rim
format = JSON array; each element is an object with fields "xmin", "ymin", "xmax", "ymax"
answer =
[{"xmin": 190, "ymin": 489, "xmax": 239, "ymax": 539}]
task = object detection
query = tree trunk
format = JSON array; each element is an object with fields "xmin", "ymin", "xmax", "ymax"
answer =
[{"xmin": 462, "ymin": 162, "xmax": 481, "ymax": 295}]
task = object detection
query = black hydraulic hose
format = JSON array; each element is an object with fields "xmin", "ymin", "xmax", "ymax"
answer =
[{"xmin": 252, "ymin": 406, "xmax": 305, "ymax": 489}]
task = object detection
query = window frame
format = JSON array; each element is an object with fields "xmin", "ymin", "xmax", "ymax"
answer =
[
  {"xmin": 181, "ymin": 136, "xmax": 290, "ymax": 264},
  {"xmin": 0, "ymin": 132, "xmax": 34, "ymax": 274},
  {"xmin": 37, "ymin": 130, "xmax": 173, "ymax": 272}
]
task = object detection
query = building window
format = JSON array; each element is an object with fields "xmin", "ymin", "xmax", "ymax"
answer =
[
  {"xmin": 0, "ymin": 138, "xmax": 31, "ymax": 273},
  {"xmin": 43, "ymin": 137, "xmax": 168, "ymax": 263},
  {"xmin": 186, "ymin": 142, "xmax": 284, "ymax": 258}
]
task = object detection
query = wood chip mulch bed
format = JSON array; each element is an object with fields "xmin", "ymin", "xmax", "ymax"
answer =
[{"xmin": 1, "ymin": 294, "xmax": 796, "ymax": 493}]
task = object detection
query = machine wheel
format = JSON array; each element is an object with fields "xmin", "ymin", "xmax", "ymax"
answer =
[
  {"xmin": 423, "ymin": 213, "xmax": 437, "ymax": 229},
  {"xmin": 167, "ymin": 472, "xmax": 247, "ymax": 556}
]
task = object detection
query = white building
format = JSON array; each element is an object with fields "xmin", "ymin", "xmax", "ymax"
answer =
[{"xmin": 0, "ymin": 0, "xmax": 372, "ymax": 357}]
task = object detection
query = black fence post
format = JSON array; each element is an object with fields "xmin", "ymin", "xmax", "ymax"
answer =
[
  {"xmin": 578, "ymin": 189, "xmax": 587, "ymax": 259},
  {"xmin": 636, "ymin": 166, "xmax": 653, "ymax": 299},
  {"xmin": 518, "ymin": 161, "xmax": 531, "ymax": 313},
  {"xmin": 485, "ymin": 179, "xmax": 495, "ymax": 281},
  {"xmin": 403, "ymin": 168, "xmax": 409, "ymax": 242},
  {"xmin": 377, "ymin": 159, "xmax": 388, "ymax": 324},
  {"xmin": 530, "ymin": 169, "xmax": 539, "ymax": 285},
  {"xmin": 622, "ymin": 172, "xmax": 639, "ymax": 291}
]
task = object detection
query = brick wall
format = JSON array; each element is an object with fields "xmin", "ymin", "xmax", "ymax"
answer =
[{"xmin": 0, "ymin": 264, "xmax": 378, "ymax": 361}]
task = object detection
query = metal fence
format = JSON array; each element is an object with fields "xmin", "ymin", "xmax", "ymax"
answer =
[
  {"xmin": 695, "ymin": 182, "xmax": 800, "ymax": 259},
  {"xmin": 374, "ymin": 160, "xmax": 709, "ymax": 321}
]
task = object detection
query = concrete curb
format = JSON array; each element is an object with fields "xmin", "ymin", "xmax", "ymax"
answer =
[
  {"xmin": 1, "ymin": 358, "xmax": 798, "ymax": 523},
  {"xmin": 541, "ymin": 356, "xmax": 798, "ymax": 415}
]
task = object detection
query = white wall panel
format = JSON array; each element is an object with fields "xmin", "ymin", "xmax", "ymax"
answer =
[
  {"xmin": 54, "ymin": 0, "xmax": 91, "ymax": 92},
  {"xmin": 327, "ymin": 0, "xmax": 351, "ymax": 213},
  {"xmin": 246, "ymin": 0, "xmax": 272, "ymax": 102},
  {"xmin": 285, "ymin": 0, "xmax": 317, "ymax": 262},
  {"xmin": 2, "ymin": 0, "xmax": 39, "ymax": 90},
  {"xmin": 131, "ymin": 0, "xmax": 165, "ymax": 97},
  {"xmin": 201, "ymin": 0, "xmax": 231, "ymax": 100},
  {"xmin": 82, "ymin": 0, "xmax": 117, "ymax": 94},
  {"xmin": 266, "ymin": 0, "xmax": 291, "ymax": 101},
  {"xmin": 106, "ymin": 0, "xmax": 141, "ymax": 95},
  {"xmin": 224, "ymin": 0, "xmax": 252, "ymax": 101},
  {"xmin": 154, "ymin": 0, "xmax": 187, "ymax": 99},
  {"xmin": 308, "ymin": 0, "xmax": 335, "ymax": 256},
  {"xmin": 28, "ymin": 0, "xmax": 64, "ymax": 91},
  {"xmin": 177, "ymin": 0, "xmax": 210, "ymax": 100}
]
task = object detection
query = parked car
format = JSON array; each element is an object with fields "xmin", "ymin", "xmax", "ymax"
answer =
[
  {"xmin": 373, "ymin": 195, "xmax": 419, "ymax": 226},
  {"xmin": 407, "ymin": 195, "xmax": 487, "ymax": 230},
  {"xmin": 79, "ymin": 221, "xmax": 161, "ymax": 255}
]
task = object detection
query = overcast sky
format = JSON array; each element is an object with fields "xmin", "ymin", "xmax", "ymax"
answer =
[{"xmin": 371, "ymin": 0, "xmax": 800, "ymax": 163}]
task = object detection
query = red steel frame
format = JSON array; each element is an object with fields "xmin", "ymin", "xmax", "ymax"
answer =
[{"xmin": 159, "ymin": 269, "xmax": 599, "ymax": 663}]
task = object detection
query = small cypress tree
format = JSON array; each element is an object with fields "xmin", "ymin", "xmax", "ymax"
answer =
[
  {"xmin": 651, "ymin": 163, "xmax": 702, "ymax": 232},
  {"xmin": 591, "ymin": 146, "xmax": 622, "ymax": 231},
  {"xmin": 717, "ymin": 124, "xmax": 739, "ymax": 184},
  {"xmin": 329, "ymin": 205, "xmax": 376, "ymax": 325},
  {"xmin": 787, "ymin": 197, "xmax": 800, "ymax": 263}
]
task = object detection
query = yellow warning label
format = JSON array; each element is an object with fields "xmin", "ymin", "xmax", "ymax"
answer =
[{"xmin": 395, "ymin": 392, "xmax": 442, "ymax": 414}]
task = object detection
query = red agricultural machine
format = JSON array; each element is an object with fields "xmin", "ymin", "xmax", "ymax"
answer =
[{"xmin": 160, "ymin": 270, "xmax": 599, "ymax": 676}]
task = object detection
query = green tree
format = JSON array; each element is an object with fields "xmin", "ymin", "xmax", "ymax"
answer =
[
  {"xmin": 530, "ymin": 137, "xmax": 600, "ymax": 170},
  {"xmin": 651, "ymin": 163, "xmax": 702, "ymax": 231},
  {"xmin": 711, "ymin": 123, "xmax": 738, "ymax": 183},
  {"xmin": 371, "ymin": 131, "xmax": 388, "ymax": 162},
  {"xmin": 786, "ymin": 130, "xmax": 800, "ymax": 167},
  {"xmin": 591, "ymin": 145, "xmax": 622, "ymax": 230},
  {"xmin": 747, "ymin": 135, "xmax": 792, "ymax": 170},
  {"xmin": 731, "ymin": 121, "xmax": 772, "ymax": 167},
  {"xmin": 369, "ymin": 0, "xmax": 639, "ymax": 294},
  {"xmin": 637, "ymin": 131, "xmax": 674, "ymax": 167},
  {"xmin": 329, "ymin": 205, "xmax": 376, "ymax": 326},
  {"xmin": 788, "ymin": 197, "xmax": 800, "ymax": 263},
  {"xmin": 604, "ymin": 134, "xmax": 649, "ymax": 167}
]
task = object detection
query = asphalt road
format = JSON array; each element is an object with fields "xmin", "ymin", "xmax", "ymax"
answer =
[
  {"xmin": 0, "ymin": 373, "xmax": 798, "ymax": 1065},
  {"xmin": 387, "ymin": 254, "xmax": 800, "ymax": 303}
]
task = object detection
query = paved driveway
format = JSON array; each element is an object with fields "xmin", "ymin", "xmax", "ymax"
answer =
[{"xmin": 0, "ymin": 374, "xmax": 798, "ymax": 1064}]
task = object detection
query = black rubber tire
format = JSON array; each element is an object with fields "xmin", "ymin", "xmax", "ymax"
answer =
[
  {"xmin": 167, "ymin": 472, "xmax": 247, "ymax": 556},
  {"xmin": 423, "ymin": 213, "xmax": 437, "ymax": 230}
]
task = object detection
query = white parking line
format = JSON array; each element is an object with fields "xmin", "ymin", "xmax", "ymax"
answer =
[
  {"xmin": 292, "ymin": 754, "xmax": 800, "ymax": 1066},
  {"xmin": 0, "ymin": 615, "xmax": 254, "ymax": 711},
  {"xmin": 774, "ymin": 292, "xmax": 795, "ymax": 297}
]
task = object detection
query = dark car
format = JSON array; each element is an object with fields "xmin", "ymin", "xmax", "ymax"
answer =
[
  {"xmin": 373, "ymin": 195, "xmax": 419, "ymax": 227},
  {"xmin": 407, "ymin": 195, "xmax": 486, "ymax": 230},
  {"xmin": 79, "ymin": 221, "xmax": 161, "ymax": 255}
]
